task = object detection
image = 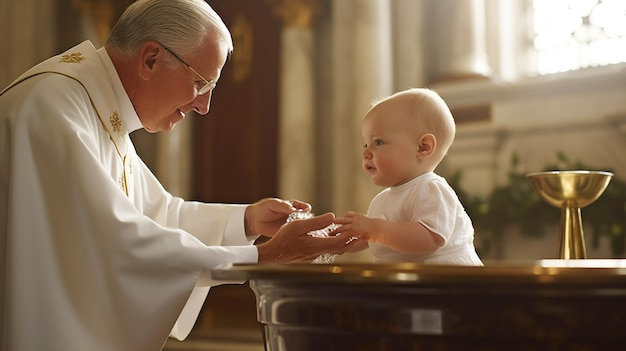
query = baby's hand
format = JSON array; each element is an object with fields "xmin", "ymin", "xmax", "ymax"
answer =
[{"xmin": 331, "ymin": 211, "xmax": 378, "ymax": 242}]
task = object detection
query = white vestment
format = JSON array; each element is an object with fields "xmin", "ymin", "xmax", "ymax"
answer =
[{"xmin": 0, "ymin": 41, "xmax": 258, "ymax": 351}]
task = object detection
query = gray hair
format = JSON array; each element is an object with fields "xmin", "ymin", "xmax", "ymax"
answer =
[{"xmin": 105, "ymin": 0, "xmax": 233, "ymax": 59}]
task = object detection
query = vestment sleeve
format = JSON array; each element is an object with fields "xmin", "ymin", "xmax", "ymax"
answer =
[{"xmin": 3, "ymin": 74, "xmax": 257, "ymax": 345}]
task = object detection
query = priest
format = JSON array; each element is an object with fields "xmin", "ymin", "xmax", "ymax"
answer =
[{"xmin": 0, "ymin": 0, "xmax": 358, "ymax": 350}]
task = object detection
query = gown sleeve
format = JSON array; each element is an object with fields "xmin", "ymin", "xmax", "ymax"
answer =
[{"xmin": 2, "ymin": 73, "xmax": 258, "ymax": 348}]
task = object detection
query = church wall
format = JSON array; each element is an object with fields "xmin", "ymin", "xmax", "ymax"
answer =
[
  {"xmin": 0, "ymin": 0, "xmax": 58, "ymax": 88},
  {"xmin": 434, "ymin": 64, "xmax": 626, "ymax": 260}
]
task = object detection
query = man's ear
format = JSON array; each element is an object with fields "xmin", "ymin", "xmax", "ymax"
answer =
[
  {"xmin": 138, "ymin": 41, "xmax": 161, "ymax": 80},
  {"xmin": 416, "ymin": 133, "xmax": 436, "ymax": 159}
]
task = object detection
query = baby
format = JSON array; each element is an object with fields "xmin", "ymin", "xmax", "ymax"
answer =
[{"xmin": 333, "ymin": 88, "xmax": 483, "ymax": 265}]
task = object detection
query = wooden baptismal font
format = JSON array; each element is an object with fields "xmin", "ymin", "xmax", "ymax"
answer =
[{"xmin": 213, "ymin": 260, "xmax": 626, "ymax": 351}]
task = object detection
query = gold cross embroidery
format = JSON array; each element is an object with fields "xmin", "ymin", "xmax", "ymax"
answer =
[
  {"xmin": 59, "ymin": 52, "xmax": 85, "ymax": 64},
  {"xmin": 109, "ymin": 112, "xmax": 122, "ymax": 132},
  {"xmin": 118, "ymin": 175, "xmax": 127, "ymax": 194}
]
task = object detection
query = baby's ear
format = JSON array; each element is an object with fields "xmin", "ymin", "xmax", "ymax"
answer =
[{"xmin": 417, "ymin": 133, "xmax": 436, "ymax": 159}]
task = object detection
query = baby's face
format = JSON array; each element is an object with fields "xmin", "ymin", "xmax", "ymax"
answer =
[{"xmin": 361, "ymin": 107, "xmax": 425, "ymax": 187}]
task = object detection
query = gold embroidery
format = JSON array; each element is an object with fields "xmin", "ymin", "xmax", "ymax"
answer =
[
  {"xmin": 26, "ymin": 63, "xmax": 132, "ymax": 198},
  {"xmin": 109, "ymin": 112, "xmax": 122, "ymax": 132},
  {"xmin": 118, "ymin": 175, "xmax": 126, "ymax": 194},
  {"xmin": 59, "ymin": 52, "xmax": 86, "ymax": 63},
  {"xmin": 128, "ymin": 159, "xmax": 133, "ymax": 175}
]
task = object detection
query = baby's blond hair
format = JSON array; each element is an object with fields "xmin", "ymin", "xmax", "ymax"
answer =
[{"xmin": 370, "ymin": 88, "xmax": 456, "ymax": 160}]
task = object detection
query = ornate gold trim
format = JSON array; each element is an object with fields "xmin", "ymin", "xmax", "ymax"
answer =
[
  {"xmin": 268, "ymin": 0, "xmax": 321, "ymax": 28},
  {"xmin": 109, "ymin": 112, "xmax": 123, "ymax": 132},
  {"xmin": 231, "ymin": 15, "xmax": 253, "ymax": 83},
  {"xmin": 60, "ymin": 52, "xmax": 86, "ymax": 64},
  {"xmin": 71, "ymin": 0, "xmax": 116, "ymax": 42}
]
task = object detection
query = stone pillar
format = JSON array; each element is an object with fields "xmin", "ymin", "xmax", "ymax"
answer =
[
  {"xmin": 431, "ymin": 0, "xmax": 492, "ymax": 82},
  {"xmin": 71, "ymin": 0, "xmax": 116, "ymax": 44},
  {"xmin": 156, "ymin": 119, "xmax": 192, "ymax": 198},
  {"xmin": 391, "ymin": 0, "xmax": 428, "ymax": 89},
  {"xmin": 331, "ymin": 0, "xmax": 393, "ymax": 215},
  {"xmin": 272, "ymin": 0, "xmax": 320, "ymax": 202}
]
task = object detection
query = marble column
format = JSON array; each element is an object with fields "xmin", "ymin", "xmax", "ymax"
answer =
[
  {"xmin": 391, "ymin": 0, "xmax": 428, "ymax": 89},
  {"xmin": 71, "ymin": 0, "xmax": 116, "ymax": 45},
  {"xmin": 273, "ymin": 0, "xmax": 320, "ymax": 202},
  {"xmin": 331, "ymin": 0, "xmax": 394, "ymax": 215},
  {"xmin": 431, "ymin": 0, "xmax": 492, "ymax": 82},
  {"xmin": 155, "ymin": 119, "xmax": 193, "ymax": 198}
]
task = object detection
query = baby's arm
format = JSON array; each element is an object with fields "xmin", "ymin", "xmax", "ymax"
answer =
[{"xmin": 333, "ymin": 212, "xmax": 443, "ymax": 254}]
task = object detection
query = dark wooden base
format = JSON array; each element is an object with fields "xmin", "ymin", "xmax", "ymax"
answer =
[{"xmin": 213, "ymin": 261, "xmax": 626, "ymax": 351}]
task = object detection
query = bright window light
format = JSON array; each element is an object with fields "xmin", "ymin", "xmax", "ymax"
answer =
[{"xmin": 529, "ymin": 0, "xmax": 626, "ymax": 75}]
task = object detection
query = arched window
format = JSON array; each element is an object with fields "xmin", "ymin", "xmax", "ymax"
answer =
[{"xmin": 527, "ymin": 0, "xmax": 626, "ymax": 75}]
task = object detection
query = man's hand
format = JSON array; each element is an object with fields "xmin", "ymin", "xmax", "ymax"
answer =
[
  {"xmin": 244, "ymin": 198, "xmax": 311, "ymax": 238},
  {"xmin": 256, "ymin": 213, "xmax": 361, "ymax": 263}
]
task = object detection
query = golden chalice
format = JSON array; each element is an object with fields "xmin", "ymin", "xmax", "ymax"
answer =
[{"xmin": 527, "ymin": 170, "xmax": 613, "ymax": 259}]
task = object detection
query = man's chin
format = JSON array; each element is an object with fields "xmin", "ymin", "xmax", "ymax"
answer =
[
  {"xmin": 158, "ymin": 122, "xmax": 177, "ymax": 132},
  {"xmin": 143, "ymin": 122, "xmax": 176, "ymax": 133},
  {"xmin": 143, "ymin": 125, "xmax": 160, "ymax": 133}
]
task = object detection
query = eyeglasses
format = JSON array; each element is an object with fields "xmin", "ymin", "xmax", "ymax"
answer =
[{"xmin": 161, "ymin": 44, "xmax": 216, "ymax": 96}]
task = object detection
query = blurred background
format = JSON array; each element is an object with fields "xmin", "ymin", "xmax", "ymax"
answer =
[{"xmin": 2, "ymin": 0, "xmax": 625, "ymax": 349}]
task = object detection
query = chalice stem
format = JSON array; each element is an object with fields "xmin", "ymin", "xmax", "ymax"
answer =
[{"xmin": 559, "ymin": 205, "xmax": 587, "ymax": 259}]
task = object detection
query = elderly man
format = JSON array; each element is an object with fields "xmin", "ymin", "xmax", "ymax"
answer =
[{"xmin": 0, "ymin": 0, "xmax": 358, "ymax": 350}]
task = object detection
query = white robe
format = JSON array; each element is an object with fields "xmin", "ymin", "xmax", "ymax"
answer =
[{"xmin": 0, "ymin": 41, "xmax": 258, "ymax": 351}]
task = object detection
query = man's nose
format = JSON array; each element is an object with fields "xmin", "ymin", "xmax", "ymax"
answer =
[{"xmin": 192, "ymin": 92, "xmax": 212, "ymax": 115}]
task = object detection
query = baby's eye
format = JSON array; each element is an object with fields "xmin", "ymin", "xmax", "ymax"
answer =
[{"xmin": 373, "ymin": 139, "xmax": 384, "ymax": 146}]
